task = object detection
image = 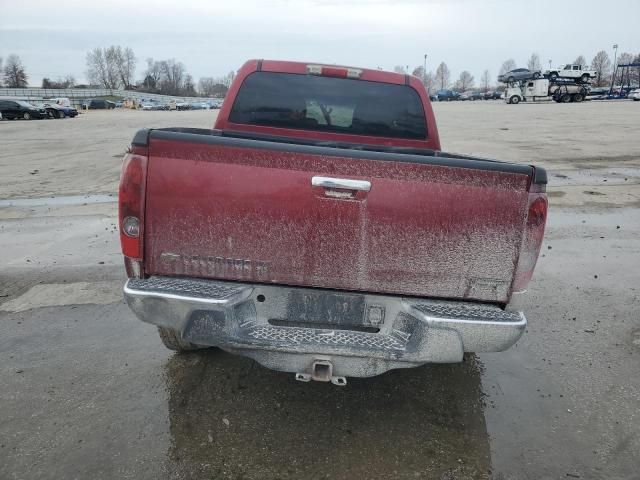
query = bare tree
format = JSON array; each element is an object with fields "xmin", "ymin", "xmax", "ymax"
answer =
[
  {"xmin": 457, "ymin": 70, "xmax": 474, "ymax": 91},
  {"xmin": 527, "ymin": 53, "xmax": 541, "ymax": 71},
  {"xmin": 115, "ymin": 47, "xmax": 136, "ymax": 89},
  {"xmin": 411, "ymin": 65, "xmax": 434, "ymax": 92},
  {"xmin": 159, "ymin": 59, "xmax": 186, "ymax": 94},
  {"xmin": 3, "ymin": 54, "xmax": 28, "ymax": 88},
  {"xmin": 591, "ymin": 51, "xmax": 611, "ymax": 87},
  {"xmin": 42, "ymin": 75, "xmax": 75, "ymax": 89},
  {"xmin": 86, "ymin": 46, "xmax": 136, "ymax": 89},
  {"xmin": 499, "ymin": 59, "xmax": 517, "ymax": 76},
  {"xmin": 411, "ymin": 66, "xmax": 424, "ymax": 78},
  {"xmin": 424, "ymin": 71, "xmax": 434, "ymax": 94},
  {"xmin": 86, "ymin": 48, "xmax": 110, "ymax": 87},
  {"xmin": 617, "ymin": 52, "xmax": 634, "ymax": 67},
  {"xmin": 614, "ymin": 52, "xmax": 638, "ymax": 86},
  {"xmin": 142, "ymin": 58, "xmax": 162, "ymax": 90},
  {"xmin": 183, "ymin": 74, "xmax": 196, "ymax": 96},
  {"xmin": 104, "ymin": 46, "xmax": 121, "ymax": 89},
  {"xmin": 139, "ymin": 57, "xmax": 195, "ymax": 95},
  {"xmin": 198, "ymin": 77, "xmax": 216, "ymax": 96},
  {"xmin": 435, "ymin": 62, "xmax": 450, "ymax": 89},
  {"xmin": 574, "ymin": 55, "xmax": 587, "ymax": 67},
  {"xmin": 481, "ymin": 69, "xmax": 491, "ymax": 92}
]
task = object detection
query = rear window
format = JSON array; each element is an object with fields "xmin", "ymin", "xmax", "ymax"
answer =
[{"xmin": 229, "ymin": 72, "xmax": 427, "ymax": 140}]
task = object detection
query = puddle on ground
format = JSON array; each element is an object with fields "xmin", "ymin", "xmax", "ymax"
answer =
[
  {"xmin": 0, "ymin": 194, "xmax": 116, "ymax": 207},
  {"xmin": 549, "ymin": 167, "xmax": 640, "ymax": 187},
  {"xmin": 164, "ymin": 351, "xmax": 492, "ymax": 479}
]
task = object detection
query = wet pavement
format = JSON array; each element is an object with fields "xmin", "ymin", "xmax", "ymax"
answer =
[
  {"xmin": 1, "ymin": 203, "xmax": 638, "ymax": 479},
  {"xmin": 2, "ymin": 105, "xmax": 640, "ymax": 479}
]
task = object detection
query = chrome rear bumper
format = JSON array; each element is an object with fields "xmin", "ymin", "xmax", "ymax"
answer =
[{"xmin": 124, "ymin": 276, "xmax": 526, "ymax": 379}]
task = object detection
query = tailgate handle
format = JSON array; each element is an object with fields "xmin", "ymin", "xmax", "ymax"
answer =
[{"xmin": 311, "ymin": 176, "xmax": 371, "ymax": 192}]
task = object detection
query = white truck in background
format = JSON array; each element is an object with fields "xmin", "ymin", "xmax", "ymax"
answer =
[
  {"xmin": 544, "ymin": 64, "xmax": 597, "ymax": 83},
  {"xmin": 505, "ymin": 79, "xmax": 590, "ymax": 104}
]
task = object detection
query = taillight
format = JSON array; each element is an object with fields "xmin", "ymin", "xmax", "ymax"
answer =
[
  {"xmin": 512, "ymin": 193, "xmax": 548, "ymax": 292},
  {"xmin": 118, "ymin": 153, "xmax": 148, "ymax": 262}
]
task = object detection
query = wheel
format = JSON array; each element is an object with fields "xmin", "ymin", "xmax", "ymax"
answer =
[
  {"xmin": 549, "ymin": 72, "xmax": 558, "ymax": 81},
  {"xmin": 561, "ymin": 94, "xmax": 571, "ymax": 103},
  {"xmin": 510, "ymin": 95, "xmax": 520, "ymax": 104},
  {"xmin": 23, "ymin": 112, "xmax": 31, "ymax": 120},
  {"xmin": 157, "ymin": 327, "xmax": 205, "ymax": 352},
  {"xmin": 58, "ymin": 111, "xmax": 65, "ymax": 119},
  {"xmin": 581, "ymin": 74, "xmax": 590, "ymax": 83},
  {"xmin": 508, "ymin": 76, "xmax": 515, "ymax": 83},
  {"xmin": 533, "ymin": 72, "xmax": 541, "ymax": 79},
  {"xmin": 573, "ymin": 93, "xmax": 584, "ymax": 103}
]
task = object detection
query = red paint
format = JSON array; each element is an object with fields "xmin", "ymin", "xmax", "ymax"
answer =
[
  {"xmin": 215, "ymin": 60, "xmax": 441, "ymax": 151},
  {"xmin": 143, "ymin": 138, "xmax": 532, "ymax": 303}
]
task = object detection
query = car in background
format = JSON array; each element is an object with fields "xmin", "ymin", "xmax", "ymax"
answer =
[
  {"xmin": 45, "ymin": 97, "xmax": 72, "ymax": 108},
  {"xmin": 41, "ymin": 102, "xmax": 78, "ymax": 118},
  {"xmin": 83, "ymin": 99, "xmax": 116, "ymax": 109},
  {"xmin": 629, "ymin": 89, "xmax": 640, "ymax": 101},
  {"xmin": 459, "ymin": 91, "xmax": 472, "ymax": 101},
  {"xmin": 190, "ymin": 102, "xmax": 210, "ymax": 110},
  {"xmin": 585, "ymin": 87, "xmax": 608, "ymax": 100},
  {"xmin": 0, "ymin": 100, "xmax": 47, "ymax": 120},
  {"xmin": 435, "ymin": 89, "xmax": 460, "ymax": 101},
  {"xmin": 176, "ymin": 102, "xmax": 191, "ymax": 111},
  {"xmin": 544, "ymin": 64, "xmax": 597, "ymax": 83},
  {"xmin": 484, "ymin": 90, "xmax": 504, "ymax": 100},
  {"xmin": 470, "ymin": 91, "xmax": 485, "ymax": 100},
  {"xmin": 498, "ymin": 68, "xmax": 541, "ymax": 84}
]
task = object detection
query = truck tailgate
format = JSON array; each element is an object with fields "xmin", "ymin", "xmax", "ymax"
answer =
[{"xmin": 143, "ymin": 130, "xmax": 533, "ymax": 303}]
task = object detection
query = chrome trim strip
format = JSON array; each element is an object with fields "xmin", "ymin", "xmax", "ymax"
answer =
[{"xmin": 312, "ymin": 176, "xmax": 371, "ymax": 192}]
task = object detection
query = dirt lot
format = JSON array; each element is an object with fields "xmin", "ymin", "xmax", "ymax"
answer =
[{"xmin": 1, "ymin": 102, "xmax": 639, "ymax": 479}]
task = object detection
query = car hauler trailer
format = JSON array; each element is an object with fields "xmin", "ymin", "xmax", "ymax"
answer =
[{"xmin": 505, "ymin": 78, "xmax": 590, "ymax": 104}]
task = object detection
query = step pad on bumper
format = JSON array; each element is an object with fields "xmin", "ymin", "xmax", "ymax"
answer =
[
  {"xmin": 247, "ymin": 325, "xmax": 407, "ymax": 350},
  {"xmin": 412, "ymin": 302, "xmax": 523, "ymax": 323},
  {"xmin": 127, "ymin": 277, "xmax": 246, "ymax": 300},
  {"xmin": 124, "ymin": 276, "xmax": 526, "ymax": 375}
]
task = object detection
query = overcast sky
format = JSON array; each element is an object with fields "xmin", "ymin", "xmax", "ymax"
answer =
[{"xmin": 1, "ymin": 0, "xmax": 638, "ymax": 87}]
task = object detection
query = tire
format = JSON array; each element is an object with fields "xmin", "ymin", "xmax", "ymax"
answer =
[
  {"xmin": 561, "ymin": 94, "xmax": 571, "ymax": 103},
  {"xmin": 510, "ymin": 95, "xmax": 520, "ymax": 104},
  {"xmin": 573, "ymin": 93, "xmax": 584, "ymax": 103},
  {"xmin": 549, "ymin": 72, "xmax": 558, "ymax": 81},
  {"xmin": 581, "ymin": 74, "xmax": 590, "ymax": 84},
  {"xmin": 157, "ymin": 326, "xmax": 205, "ymax": 352},
  {"xmin": 23, "ymin": 112, "xmax": 31, "ymax": 120}
]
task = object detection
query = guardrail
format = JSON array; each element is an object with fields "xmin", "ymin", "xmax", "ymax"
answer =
[{"xmin": 0, "ymin": 88, "xmax": 219, "ymax": 108}]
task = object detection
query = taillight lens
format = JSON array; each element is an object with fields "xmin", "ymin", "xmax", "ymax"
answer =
[
  {"xmin": 119, "ymin": 153, "xmax": 148, "ymax": 260},
  {"xmin": 512, "ymin": 193, "xmax": 548, "ymax": 292}
]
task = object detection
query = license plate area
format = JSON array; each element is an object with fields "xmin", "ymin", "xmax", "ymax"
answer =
[
  {"xmin": 251, "ymin": 285, "xmax": 388, "ymax": 332},
  {"xmin": 284, "ymin": 290, "xmax": 366, "ymax": 327}
]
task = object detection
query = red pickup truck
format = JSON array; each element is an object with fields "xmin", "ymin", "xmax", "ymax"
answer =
[{"xmin": 120, "ymin": 60, "xmax": 547, "ymax": 385}]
